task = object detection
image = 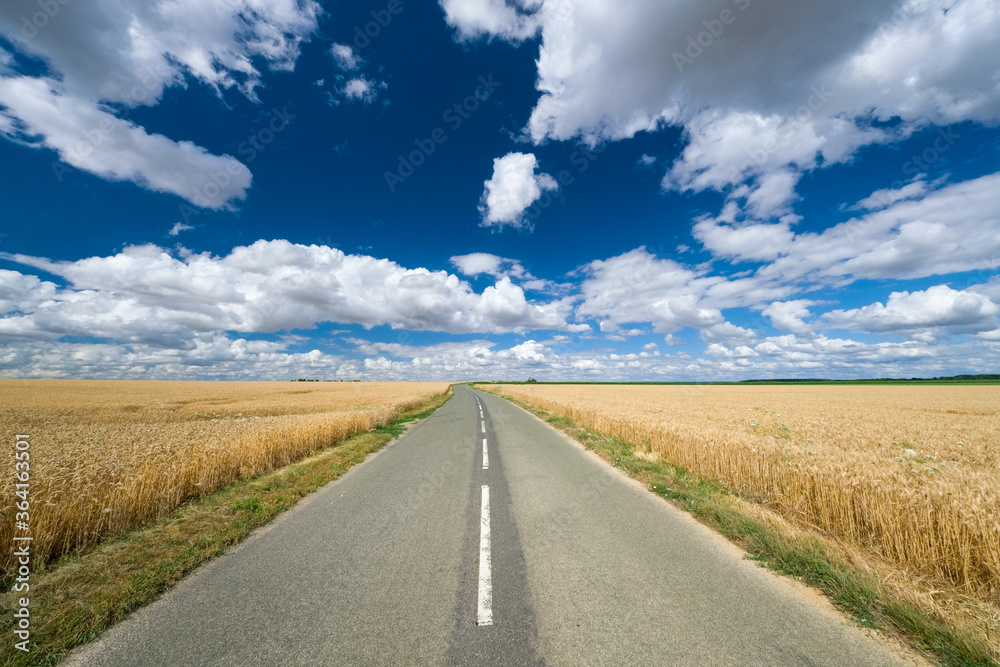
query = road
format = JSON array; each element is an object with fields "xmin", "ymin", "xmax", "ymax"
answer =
[{"xmin": 65, "ymin": 385, "xmax": 921, "ymax": 666}]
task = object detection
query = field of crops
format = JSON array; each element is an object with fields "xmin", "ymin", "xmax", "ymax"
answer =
[
  {"xmin": 0, "ymin": 380, "xmax": 450, "ymax": 577},
  {"xmin": 488, "ymin": 384, "xmax": 1000, "ymax": 603}
]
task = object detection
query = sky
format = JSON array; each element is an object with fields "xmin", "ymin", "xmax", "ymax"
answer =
[{"xmin": 0, "ymin": 0, "xmax": 999, "ymax": 382}]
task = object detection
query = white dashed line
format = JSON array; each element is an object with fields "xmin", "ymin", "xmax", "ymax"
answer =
[
  {"xmin": 477, "ymin": 485, "xmax": 493, "ymax": 626},
  {"xmin": 481, "ymin": 420, "xmax": 486, "ymax": 433},
  {"xmin": 482, "ymin": 438, "xmax": 489, "ymax": 469}
]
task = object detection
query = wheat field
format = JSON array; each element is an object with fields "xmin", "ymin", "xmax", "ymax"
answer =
[
  {"xmin": 0, "ymin": 380, "xmax": 450, "ymax": 577},
  {"xmin": 488, "ymin": 383, "xmax": 1000, "ymax": 601}
]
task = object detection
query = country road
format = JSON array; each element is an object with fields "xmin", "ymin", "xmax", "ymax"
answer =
[{"xmin": 65, "ymin": 386, "xmax": 921, "ymax": 666}]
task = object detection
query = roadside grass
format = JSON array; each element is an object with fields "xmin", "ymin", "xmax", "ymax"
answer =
[
  {"xmin": 491, "ymin": 392, "xmax": 997, "ymax": 667},
  {"xmin": 0, "ymin": 389, "xmax": 452, "ymax": 667}
]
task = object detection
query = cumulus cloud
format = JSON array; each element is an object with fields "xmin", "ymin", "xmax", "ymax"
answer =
[
  {"xmin": 701, "ymin": 321, "xmax": 757, "ymax": 346},
  {"xmin": 0, "ymin": 241, "xmax": 587, "ymax": 344},
  {"xmin": 439, "ymin": 0, "xmax": 543, "ymax": 42},
  {"xmin": 576, "ymin": 248, "xmax": 724, "ymax": 332},
  {"xmin": 450, "ymin": 252, "xmax": 532, "ymax": 279},
  {"xmin": 449, "ymin": 252, "xmax": 567, "ymax": 294},
  {"xmin": 692, "ymin": 214, "xmax": 796, "ymax": 263},
  {"xmin": 7, "ymin": 324, "xmax": 998, "ymax": 382},
  {"xmin": 0, "ymin": 334, "xmax": 351, "ymax": 381},
  {"xmin": 574, "ymin": 246, "xmax": 798, "ymax": 334},
  {"xmin": 478, "ymin": 152, "xmax": 558, "ymax": 229},
  {"xmin": 325, "ymin": 43, "xmax": 386, "ymax": 104},
  {"xmin": 4, "ymin": 244, "xmax": 999, "ymax": 380},
  {"xmin": 342, "ymin": 76, "xmax": 385, "ymax": 104},
  {"xmin": 0, "ymin": 0, "xmax": 320, "ymax": 207},
  {"xmin": 343, "ymin": 330, "xmax": 1000, "ymax": 382},
  {"xmin": 331, "ymin": 43, "xmax": 361, "ymax": 71},
  {"xmin": 762, "ymin": 300, "xmax": 818, "ymax": 335},
  {"xmin": 756, "ymin": 172, "xmax": 1000, "ymax": 285},
  {"xmin": 823, "ymin": 286, "xmax": 1000, "ymax": 340},
  {"xmin": 451, "ymin": 0, "xmax": 1000, "ymax": 218}
]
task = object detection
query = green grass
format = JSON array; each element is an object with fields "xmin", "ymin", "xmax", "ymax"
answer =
[
  {"xmin": 495, "ymin": 391, "xmax": 998, "ymax": 667},
  {"xmin": 0, "ymin": 389, "xmax": 452, "ymax": 667}
]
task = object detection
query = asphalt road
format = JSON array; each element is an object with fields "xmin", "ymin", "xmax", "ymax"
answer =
[{"xmin": 65, "ymin": 385, "xmax": 921, "ymax": 666}]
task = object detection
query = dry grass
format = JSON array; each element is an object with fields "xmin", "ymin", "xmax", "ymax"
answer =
[
  {"xmin": 487, "ymin": 385, "xmax": 1000, "ymax": 602},
  {"xmin": 0, "ymin": 380, "xmax": 450, "ymax": 577}
]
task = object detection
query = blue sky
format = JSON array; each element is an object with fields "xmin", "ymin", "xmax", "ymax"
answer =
[{"xmin": 1, "ymin": 0, "xmax": 999, "ymax": 381}]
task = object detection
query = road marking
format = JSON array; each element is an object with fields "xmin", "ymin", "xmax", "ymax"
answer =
[
  {"xmin": 481, "ymin": 420, "xmax": 486, "ymax": 433},
  {"xmin": 477, "ymin": 485, "xmax": 493, "ymax": 626},
  {"xmin": 482, "ymin": 438, "xmax": 489, "ymax": 469}
]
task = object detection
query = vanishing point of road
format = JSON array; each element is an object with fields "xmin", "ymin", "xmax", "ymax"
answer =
[{"xmin": 66, "ymin": 386, "xmax": 923, "ymax": 666}]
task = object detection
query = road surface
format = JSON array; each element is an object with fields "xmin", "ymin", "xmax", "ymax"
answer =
[{"xmin": 65, "ymin": 385, "xmax": 921, "ymax": 666}]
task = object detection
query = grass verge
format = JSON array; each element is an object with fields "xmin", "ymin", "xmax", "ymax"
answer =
[
  {"xmin": 487, "ymin": 390, "xmax": 997, "ymax": 667},
  {"xmin": 0, "ymin": 389, "xmax": 452, "ymax": 667}
]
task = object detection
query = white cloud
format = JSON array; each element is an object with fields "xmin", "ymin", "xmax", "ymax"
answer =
[
  {"xmin": 455, "ymin": 0, "xmax": 1000, "ymax": 219},
  {"xmin": 0, "ymin": 270, "xmax": 56, "ymax": 316},
  {"xmin": 692, "ymin": 215, "xmax": 796, "ymax": 263},
  {"xmin": 449, "ymin": 252, "xmax": 567, "ymax": 294},
  {"xmin": 0, "ymin": 241, "xmax": 586, "ymax": 342},
  {"xmin": 0, "ymin": 334, "xmax": 348, "ymax": 381},
  {"xmin": 4, "ymin": 305, "xmax": 999, "ymax": 382},
  {"xmin": 853, "ymin": 179, "xmax": 929, "ymax": 212},
  {"xmin": 342, "ymin": 331, "xmax": 1000, "ymax": 382},
  {"xmin": 0, "ymin": 76, "xmax": 252, "ymax": 209},
  {"xmin": 323, "ymin": 42, "xmax": 386, "ymax": 105},
  {"xmin": 970, "ymin": 276, "xmax": 1000, "ymax": 304},
  {"xmin": 701, "ymin": 321, "xmax": 757, "ymax": 346},
  {"xmin": 0, "ymin": 0, "xmax": 320, "ymax": 207},
  {"xmin": 663, "ymin": 110, "xmax": 893, "ymax": 216},
  {"xmin": 762, "ymin": 300, "xmax": 818, "ymax": 335},
  {"xmin": 575, "ymin": 248, "xmax": 724, "ymax": 332},
  {"xmin": 450, "ymin": 252, "xmax": 532, "ymax": 280},
  {"xmin": 169, "ymin": 222, "xmax": 193, "ymax": 236},
  {"xmin": 756, "ymin": 172, "xmax": 1000, "ymax": 285},
  {"xmin": 451, "ymin": 253, "xmax": 508, "ymax": 277},
  {"xmin": 342, "ymin": 76, "xmax": 385, "ymax": 104},
  {"xmin": 823, "ymin": 285, "xmax": 1000, "ymax": 339},
  {"xmin": 478, "ymin": 152, "xmax": 558, "ymax": 230},
  {"xmin": 574, "ymin": 246, "xmax": 797, "ymax": 334},
  {"xmin": 439, "ymin": 0, "xmax": 542, "ymax": 42},
  {"xmin": 331, "ymin": 43, "xmax": 361, "ymax": 71}
]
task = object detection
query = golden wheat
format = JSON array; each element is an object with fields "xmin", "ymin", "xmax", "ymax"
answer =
[
  {"xmin": 0, "ymin": 380, "xmax": 450, "ymax": 576},
  {"xmin": 489, "ymin": 384, "xmax": 1000, "ymax": 600}
]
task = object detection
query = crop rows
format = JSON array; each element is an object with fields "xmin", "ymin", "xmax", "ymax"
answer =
[
  {"xmin": 0, "ymin": 380, "xmax": 450, "ymax": 577},
  {"xmin": 490, "ymin": 384, "xmax": 1000, "ymax": 601}
]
